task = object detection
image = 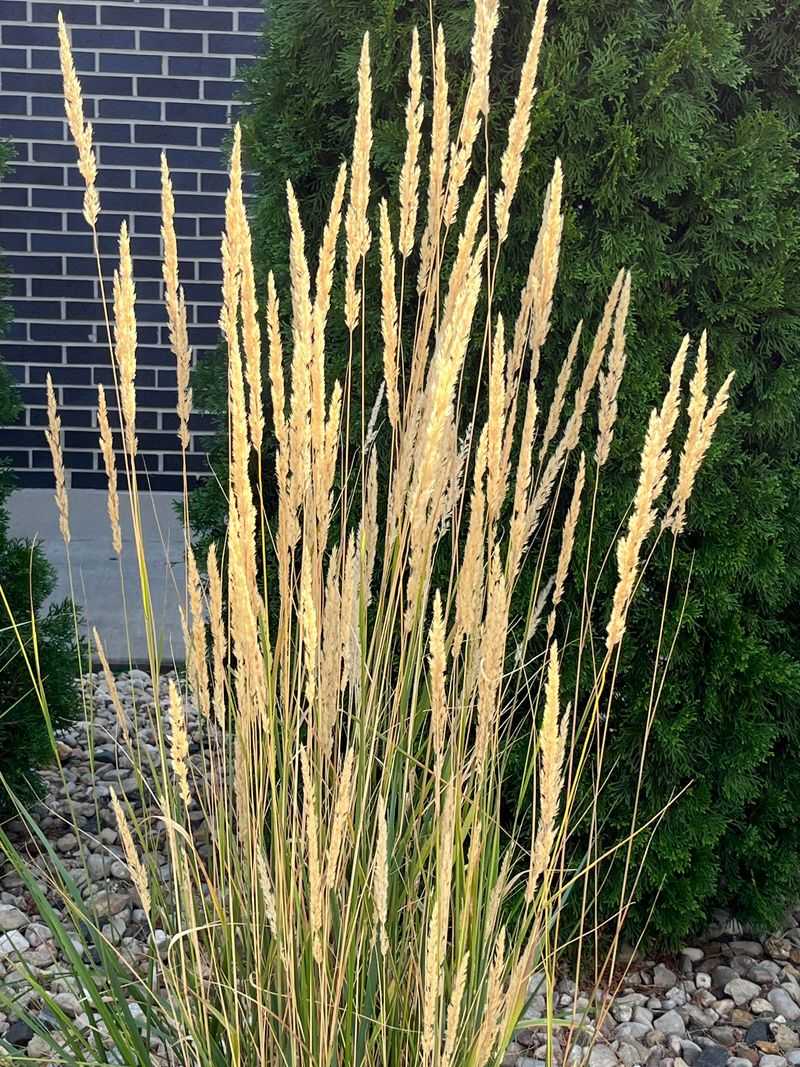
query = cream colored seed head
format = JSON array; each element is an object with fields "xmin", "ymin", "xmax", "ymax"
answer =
[
  {"xmin": 398, "ymin": 27, "xmax": 423, "ymax": 257},
  {"xmin": 58, "ymin": 14, "xmax": 99, "ymax": 228},
  {"xmin": 45, "ymin": 374, "xmax": 70, "ymax": 546},
  {"xmin": 344, "ymin": 34, "xmax": 373, "ymax": 331},
  {"xmin": 97, "ymin": 384, "xmax": 121, "ymax": 556}
]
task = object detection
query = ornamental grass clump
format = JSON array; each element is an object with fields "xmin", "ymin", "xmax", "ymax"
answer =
[{"xmin": 0, "ymin": 3, "xmax": 730, "ymax": 1065}]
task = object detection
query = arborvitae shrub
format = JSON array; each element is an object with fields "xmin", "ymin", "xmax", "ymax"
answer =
[
  {"xmin": 190, "ymin": 0, "xmax": 800, "ymax": 942},
  {"xmin": 0, "ymin": 142, "xmax": 81, "ymax": 815}
]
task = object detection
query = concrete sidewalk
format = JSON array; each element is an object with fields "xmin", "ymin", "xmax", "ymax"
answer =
[{"xmin": 8, "ymin": 489, "xmax": 187, "ymax": 666}]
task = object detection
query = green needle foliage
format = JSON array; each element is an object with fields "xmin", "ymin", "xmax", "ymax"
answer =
[
  {"xmin": 0, "ymin": 140, "xmax": 81, "ymax": 815},
  {"xmin": 190, "ymin": 0, "xmax": 800, "ymax": 943}
]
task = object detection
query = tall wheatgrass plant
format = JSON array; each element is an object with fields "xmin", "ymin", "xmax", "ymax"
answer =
[{"xmin": 0, "ymin": 3, "xmax": 731, "ymax": 1065}]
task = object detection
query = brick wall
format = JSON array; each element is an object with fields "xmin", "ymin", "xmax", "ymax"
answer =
[{"xmin": 0, "ymin": 0, "xmax": 264, "ymax": 490}]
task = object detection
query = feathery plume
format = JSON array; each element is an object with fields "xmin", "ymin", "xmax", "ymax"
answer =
[
  {"xmin": 97, "ymin": 385, "xmax": 122, "ymax": 555},
  {"xmin": 110, "ymin": 788, "xmax": 151, "ymax": 916},
  {"xmin": 398, "ymin": 28, "xmax": 423, "ymax": 257},
  {"xmin": 93, "ymin": 627, "xmax": 128, "ymax": 743},
  {"xmin": 379, "ymin": 200, "xmax": 400, "ymax": 429},
  {"xmin": 58, "ymin": 14, "xmax": 99, "ymax": 227},
  {"xmin": 495, "ymin": 0, "xmax": 547, "ymax": 242},
  {"xmin": 300, "ymin": 746, "xmax": 323, "ymax": 964},
  {"xmin": 374, "ymin": 798, "xmax": 389, "ymax": 956},
  {"xmin": 161, "ymin": 153, "xmax": 192, "ymax": 451},
  {"xmin": 666, "ymin": 333, "xmax": 734, "ymax": 533},
  {"xmin": 595, "ymin": 271, "xmax": 632, "ymax": 467},
  {"xmin": 168, "ymin": 679, "xmax": 191, "ymax": 808},
  {"xmin": 326, "ymin": 747, "xmax": 355, "ymax": 889},
  {"xmin": 45, "ymin": 375, "xmax": 70, "ymax": 546},
  {"xmin": 344, "ymin": 34, "xmax": 373, "ymax": 331},
  {"xmin": 113, "ymin": 221, "xmax": 138, "ymax": 457}
]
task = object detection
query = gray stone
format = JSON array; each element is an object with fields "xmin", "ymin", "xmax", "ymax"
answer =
[
  {"xmin": 730, "ymin": 941, "xmax": 764, "ymax": 958},
  {"xmin": 617, "ymin": 1023, "xmax": 654, "ymax": 1042},
  {"xmin": 654, "ymin": 1012, "xmax": 686, "ymax": 1038},
  {"xmin": 785, "ymin": 1052, "xmax": 800, "ymax": 1066},
  {"xmin": 760, "ymin": 1057, "xmax": 787, "ymax": 1067},
  {"xmin": 0, "ymin": 929, "xmax": 30, "ymax": 958},
  {"xmin": 725, "ymin": 979, "xmax": 761, "ymax": 1006},
  {"xmin": 682, "ymin": 949, "xmax": 706, "ymax": 964},
  {"xmin": 590, "ymin": 1046, "xmax": 620, "ymax": 1067},
  {"xmin": 655, "ymin": 966, "xmax": 679, "ymax": 989},
  {"xmin": 694, "ymin": 1046, "xmax": 728, "ymax": 1067},
  {"xmin": 746, "ymin": 1020, "xmax": 773, "ymax": 1045},
  {"xmin": 768, "ymin": 990, "xmax": 800, "ymax": 1022},
  {"xmin": 0, "ymin": 904, "xmax": 28, "ymax": 932}
]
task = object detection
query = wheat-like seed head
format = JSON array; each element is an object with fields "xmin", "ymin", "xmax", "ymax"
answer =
[
  {"xmin": 93, "ymin": 627, "xmax": 129, "ymax": 743},
  {"xmin": 344, "ymin": 34, "xmax": 373, "ymax": 331},
  {"xmin": 325, "ymin": 747, "xmax": 355, "ymax": 890},
  {"xmin": 398, "ymin": 28, "xmax": 423, "ymax": 258},
  {"xmin": 539, "ymin": 321, "xmax": 581, "ymax": 463},
  {"xmin": 110, "ymin": 787, "xmax": 151, "ymax": 916},
  {"xmin": 379, "ymin": 199, "xmax": 400, "ymax": 430},
  {"xmin": 206, "ymin": 543, "xmax": 226, "ymax": 722},
  {"xmin": 97, "ymin": 385, "xmax": 122, "ymax": 555},
  {"xmin": 161, "ymin": 153, "xmax": 192, "ymax": 452},
  {"xmin": 418, "ymin": 26, "xmax": 450, "ymax": 295},
  {"xmin": 113, "ymin": 221, "xmax": 138, "ymax": 458},
  {"xmin": 300, "ymin": 745, "xmax": 323, "ymax": 964},
  {"xmin": 58, "ymin": 14, "xmax": 99, "ymax": 228},
  {"xmin": 665, "ymin": 334, "xmax": 734, "ymax": 533},
  {"xmin": 595, "ymin": 270, "xmax": 632, "ymax": 467},
  {"xmin": 550, "ymin": 451, "xmax": 587, "ymax": 621},
  {"xmin": 45, "ymin": 374, "xmax": 70, "ymax": 546},
  {"xmin": 495, "ymin": 0, "xmax": 548, "ymax": 243},
  {"xmin": 374, "ymin": 798, "xmax": 389, "ymax": 956},
  {"xmin": 168, "ymin": 678, "xmax": 191, "ymax": 808},
  {"xmin": 440, "ymin": 951, "xmax": 470, "ymax": 1067}
]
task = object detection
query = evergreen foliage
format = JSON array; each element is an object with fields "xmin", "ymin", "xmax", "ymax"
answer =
[
  {"xmin": 190, "ymin": 0, "xmax": 800, "ymax": 942},
  {"xmin": 0, "ymin": 141, "xmax": 81, "ymax": 815}
]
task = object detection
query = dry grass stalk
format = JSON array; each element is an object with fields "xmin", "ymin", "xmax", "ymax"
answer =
[
  {"xmin": 344, "ymin": 34, "xmax": 373, "ymax": 331},
  {"xmin": 58, "ymin": 13, "xmax": 99, "ymax": 228},
  {"xmin": 44, "ymin": 374, "xmax": 70, "ymax": 546},
  {"xmin": 110, "ymin": 787, "xmax": 151, "ymax": 916},
  {"xmin": 399, "ymin": 28, "xmax": 423, "ymax": 257},
  {"xmin": 97, "ymin": 384, "xmax": 122, "ymax": 556},
  {"xmin": 113, "ymin": 222, "xmax": 138, "ymax": 458},
  {"xmin": 161, "ymin": 154, "xmax": 192, "ymax": 452}
]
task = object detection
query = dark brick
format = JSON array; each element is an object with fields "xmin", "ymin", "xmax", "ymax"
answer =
[
  {"xmin": 99, "ymin": 144, "xmax": 161, "ymax": 168},
  {"xmin": 0, "ymin": 450, "xmax": 32, "ymax": 470},
  {"xmin": 31, "ymin": 322, "xmax": 93, "ymax": 342},
  {"xmin": 238, "ymin": 12, "xmax": 265, "ymax": 32},
  {"xmin": 171, "ymin": 9, "xmax": 232, "ymax": 31},
  {"xmin": 92, "ymin": 366, "xmax": 155, "ymax": 388},
  {"xmin": 137, "ymin": 346, "xmax": 175, "ymax": 368},
  {"xmin": 163, "ymin": 452, "xmax": 209, "ymax": 474},
  {"xmin": 72, "ymin": 167, "xmax": 131, "ymax": 190},
  {"xmin": 138, "ymin": 76, "xmax": 199, "ymax": 99},
  {"xmin": 157, "ymin": 369, "xmax": 177, "ymax": 389},
  {"xmin": 2, "ymin": 24, "xmax": 58, "ymax": 47},
  {"xmin": 0, "ymin": 118, "xmax": 64, "ymax": 142},
  {"xmin": 92, "ymin": 122, "xmax": 136, "ymax": 145},
  {"xmin": 159, "ymin": 147, "xmax": 221, "ymax": 170},
  {"xmin": 2, "ymin": 233, "xmax": 28, "ymax": 252},
  {"xmin": 183, "ymin": 282, "xmax": 221, "ymax": 303},
  {"xmin": 135, "ymin": 123, "xmax": 198, "ymax": 147},
  {"xmin": 99, "ymin": 189, "xmax": 161, "ymax": 213},
  {"xmin": 0, "ymin": 187, "xmax": 28, "ymax": 207},
  {"xmin": 165, "ymin": 100, "xmax": 228, "ymax": 124},
  {"xmin": 209, "ymin": 33, "xmax": 261, "ymax": 56},
  {"xmin": 198, "ymin": 217, "xmax": 224, "ymax": 237},
  {"xmin": 100, "ymin": 4, "xmax": 164, "ymax": 27},
  {"xmin": 31, "ymin": 233, "xmax": 92, "ymax": 255},
  {"xmin": 9, "ymin": 164, "xmax": 65, "ymax": 187},
  {"xmin": 195, "ymin": 303, "xmax": 221, "ymax": 323},
  {"xmin": 174, "ymin": 192, "xmax": 225, "ymax": 216},
  {"xmin": 2, "ymin": 70, "xmax": 62, "ymax": 95},
  {"xmin": 201, "ymin": 172, "xmax": 228, "ymax": 193},
  {"xmin": 32, "ymin": 3, "xmax": 98, "ymax": 25},
  {"xmin": 140, "ymin": 30, "xmax": 203, "ymax": 54},
  {"xmin": 0, "ymin": 344, "xmax": 63, "ymax": 364},
  {"xmin": 72, "ymin": 28, "xmax": 136, "ymax": 50},
  {"xmin": 99, "ymin": 52, "xmax": 163, "ymax": 75},
  {"xmin": 135, "ymin": 167, "xmax": 197, "ymax": 192},
  {"xmin": 184, "ymin": 327, "xmax": 219, "ymax": 346},
  {"xmin": 169, "ymin": 56, "xmax": 230, "ymax": 78},
  {"xmin": 198, "ymin": 262, "xmax": 223, "ymax": 283},
  {"xmin": 99, "ymin": 97, "xmax": 161, "ymax": 121},
  {"xmin": 0, "ymin": 49, "xmax": 27, "ymax": 69},
  {"xmin": 200, "ymin": 127, "xmax": 226, "ymax": 149},
  {"xmin": 10, "ymin": 299, "xmax": 62, "ymax": 320},
  {"xmin": 33, "ymin": 143, "xmax": 79, "ymax": 164},
  {"xmin": 29, "ymin": 47, "xmax": 95, "ymax": 72},
  {"xmin": 32, "ymin": 187, "xmax": 84, "ymax": 210},
  {"xmin": 202, "ymin": 79, "xmax": 238, "ymax": 101},
  {"xmin": 6, "ymin": 256, "xmax": 62, "ymax": 277},
  {"xmin": 29, "ymin": 365, "xmax": 92, "ymax": 386},
  {"xmin": 0, "ymin": 209, "xmax": 62, "ymax": 232},
  {"xmin": 32, "ymin": 278, "xmax": 95, "ymax": 300},
  {"xmin": 32, "ymin": 96, "xmax": 88, "ymax": 119},
  {"xmin": 0, "ymin": 428, "xmax": 51, "ymax": 448},
  {"xmin": 80, "ymin": 74, "xmax": 134, "ymax": 96},
  {"xmin": 102, "ymin": 408, "xmax": 158, "ymax": 430},
  {"xmin": 130, "ymin": 258, "xmax": 165, "ymax": 279},
  {"xmin": 2, "ymin": 1, "xmax": 27, "ymax": 20}
]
